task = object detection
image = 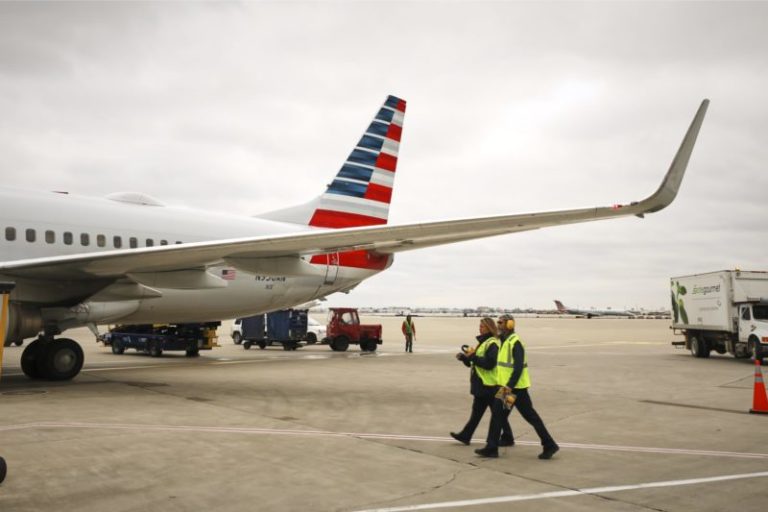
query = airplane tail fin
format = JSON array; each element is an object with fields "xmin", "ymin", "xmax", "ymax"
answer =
[
  {"xmin": 554, "ymin": 300, "xmax": 567, "ymax": 312},
  {"xmin": 258, "ymin": 95, "xmax": 406, "ymax": 228}
]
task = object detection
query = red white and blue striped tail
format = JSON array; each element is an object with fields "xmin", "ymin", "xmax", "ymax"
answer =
[
  {"xmin": 257, "ymin": 95, "xmax": 406, "ymax": 228},
  {"xmin": 309, "ymin": 95, "xmax": 405, "ymax": 228}
]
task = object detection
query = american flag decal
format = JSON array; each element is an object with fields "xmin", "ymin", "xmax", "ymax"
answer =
[{"xmin": 221, "ymin": 268, "xmax": 236, "ymax": 280}]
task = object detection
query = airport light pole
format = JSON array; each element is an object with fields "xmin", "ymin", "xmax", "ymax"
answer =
[{"xmin": 0, "ymin": 281, "xmax": 16, "ymax": 485}]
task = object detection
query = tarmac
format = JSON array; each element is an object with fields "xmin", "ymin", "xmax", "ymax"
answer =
[{"xmin": 1, "ymin": 316, "xmax": 767, "ymax": 512}]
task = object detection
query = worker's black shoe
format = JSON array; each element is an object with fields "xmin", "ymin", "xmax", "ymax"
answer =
[
  {"xmin": 450, "ymin": 432, "xmax": 470, "ymax": 445},
  {"xmin": 474, "ymin": 447, "xmax": 498, "ymax": 458},
  {"xmin": 498, "ymin": 437, "xmax": 515, "ymax": 447},
  {"xmin": 538, "ymin": 444, "xmax": 559, "ymax": 460}
]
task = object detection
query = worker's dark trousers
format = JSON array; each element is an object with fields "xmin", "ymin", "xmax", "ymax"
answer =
[
  {"xmin": 457, "ymin": 393, "xmax": 513, "ymax": 443},
  {"xmin": 488, "ymin": 387, "xmax": 556, "ymax": 450},
  {"xmin": 405, "ymin": 335, "xmax": 413, "ymax": 352}
]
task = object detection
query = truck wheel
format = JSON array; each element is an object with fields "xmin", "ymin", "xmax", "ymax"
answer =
[
  {"xmin": 0, "ymin": 455, "xmax": 6, "ymax": 484},
  {"xmin": 233, "ymin": 332, "xmax": 242, "ymax": 345},
  {"xmin": 111, "ymin": 340, "xmax": 125, "ymax": 355},
  {"xmin": 149, "ymin": 340, "xmax": 163, "ymax": 358},
  {"xmin": 185, "ymin": 344, "xmax": 200, "ymax": 357},
  {"xmin": 306, "ymin": 333, "xmax": 317, "ymax": 344},
  {"xmin": 331, "ymin": 336, "xmax": 349, "ymax": 352},
  {"xmin": 689, "ymin": 335, "xmax": 709, "ymax": 358},
  {"xmin": 258, "ymin": 341, "xmax": 267, "ymax": 350},
  {"xmin": 243, "ymin": 341, "xmax": 252, "ymax": 350}
]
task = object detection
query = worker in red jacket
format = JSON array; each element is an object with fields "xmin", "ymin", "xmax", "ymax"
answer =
[{"xmin": 401, "ymin": 314, "xmax": 416, "ymax": 353}]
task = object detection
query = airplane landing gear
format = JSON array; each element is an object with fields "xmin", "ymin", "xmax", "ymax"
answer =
[
  {"xmin": 20, "ymin": 337, "xmax": 84, "ymax": 381},
  {"xmin": 0, "ymin": 455, "xmax": 6, "ymax": 484}
]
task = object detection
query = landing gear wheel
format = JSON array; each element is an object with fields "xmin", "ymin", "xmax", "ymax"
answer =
[
  {"xmin": 0, "ymin": 455, "xmax": 6, "ymax": 484},
  {"xmin": 38, "ymin": 339, "xmax": 84, "ymax": 381},
  {"xmin": 21, "ymin": 339, "xmax": 43, "ymax": 379},
  {"xmin": 233, "ymin": 332, "xmax": 243, "ymax": 345}
]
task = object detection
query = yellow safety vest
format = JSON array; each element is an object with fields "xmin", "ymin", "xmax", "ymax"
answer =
[
  {"xmin": 496, "ymin": 333, "xmax": 531, "ymax": 389},
  {"xmin": 474, "ymin": 336, "xmax": 500, "ymax": 386}
]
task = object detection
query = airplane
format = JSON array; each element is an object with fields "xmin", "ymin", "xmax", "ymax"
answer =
[
  {"xmin": 0, "ymin": 95, "xmax": 709, "ymax": 381},
  {"xmin": 554, "ymin": 299, "xmax": 636, "ymax": 319}
]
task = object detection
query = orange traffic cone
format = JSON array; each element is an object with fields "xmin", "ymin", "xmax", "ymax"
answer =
[{"xmin": 749, "ymin": 359, "xmax": 768, "ymax": 414}]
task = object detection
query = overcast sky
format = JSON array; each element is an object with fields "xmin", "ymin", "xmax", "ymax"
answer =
[{"xmin": 0, "ymin": 2, "xmax": 766, "ymax": 311}]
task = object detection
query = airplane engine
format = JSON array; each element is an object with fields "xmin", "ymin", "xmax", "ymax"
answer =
[{"xmin": 5, "ymin": 303, "xmax": 43, "ymax": 347}]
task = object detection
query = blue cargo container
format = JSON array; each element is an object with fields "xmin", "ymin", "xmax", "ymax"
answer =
[{"xmin": 241, "ymin": 309, "xmax": 308, "ymax": 350}]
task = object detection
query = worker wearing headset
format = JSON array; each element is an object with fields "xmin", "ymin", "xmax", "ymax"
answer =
[{"xmin": 475, "ymin": 315, "xmax": 559, "ymax": 459}]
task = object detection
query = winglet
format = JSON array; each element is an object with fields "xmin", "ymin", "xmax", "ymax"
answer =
[{"xmin": 635, "ymin": 99, "xmax": 709, "ymax": 214}]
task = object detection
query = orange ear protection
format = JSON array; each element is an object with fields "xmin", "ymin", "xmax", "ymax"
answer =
[{"xmin": 505, "ymin": 318, "xmax": 515, "ymax": 330}]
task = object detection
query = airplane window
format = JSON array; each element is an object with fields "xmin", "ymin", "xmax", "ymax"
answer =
[
  {"xmin": 26, "ymin": 229, "xmax": 36, "ymax": 242},
  {"xmin": 113, "ymin": 236, "xmax": 122, "ymax": 249},
  {"xmin": 129, "ymin": 237, "xmax": 138, "ymax": 249},
  {"xmin": 63, "ymin": 232, "xmax": 73, "ymax": 245},
  {"xmin": 146, "ymin": 239, "xmax": 154, "ymax": 247},
  {"xmin": 5, "ymin": 227, "xmax": 15, "ymax": 241},
  {"xmin": 97, "ymin": 234, "xmax": 106, "ymax": 247},
  {"xmin": 175, "ymin": 241, "xmax": 182, "ymax": 244},
  {"xmin": 160, "ymin": 240, "xmax": 168, "ymax": 245},
  {"xmin": 80, "ymin": 233, "xmax": 90, "ymax": 246},
  {"xmin": 45, "ymin": 230, "xmax": 55, "ymax": 244}
]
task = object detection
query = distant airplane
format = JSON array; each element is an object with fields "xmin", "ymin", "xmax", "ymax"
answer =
[
  {"xmin": 554, "ymin": 300, "xmax": 636, "ymax": 319},
  {"xmin": 0, "ymin": 96, "xmax": 708, "ymax": 380}
]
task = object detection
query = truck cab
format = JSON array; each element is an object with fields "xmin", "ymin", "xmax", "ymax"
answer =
[
  {"xmin": 737, "ymin": 303, "xmax": 768, "ymax": 359},
  {"xmin": 326, "ymin": 308, "xmax": 382, "ymax": 352}
]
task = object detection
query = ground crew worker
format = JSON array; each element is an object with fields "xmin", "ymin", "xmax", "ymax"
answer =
[
  {"xmin": 476, "ymin": 315, "xmax": 560, "ymax": 459},
  {"xmin": 401, "ymin": 314, "xmax": 415, "ymax": 353},
  {"xmin": 450, "ymin": 317, "xmax": 513, "ymax": 446}
]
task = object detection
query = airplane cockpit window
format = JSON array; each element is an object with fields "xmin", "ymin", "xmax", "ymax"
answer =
[
  {"xmin": 80, "ymin": 233, "xmax": 90, "ymax": 246},
  {"xmin": 97, "ymin": 234, "xmax": 106, "ymax": 247},
  {"xmin": 25, "ymin": 229, "xmax": 36, "ymax": 243},
  {"xmin": 113, "ymin": 236, "xmax": 122, "ymax": 249},
  {"xmin": 129, "ymin": 237, "xmax": 138, "ymax": 249},
  {"xmin": 45, "ymin": 230, "xmax": 55, "ymax": 244},
  {"xmin": 146, "ymin": 239, "xmax": 154, "ymax": 247},
  {"xmin": 5, "ymin": 227, "xmax": 15, "ymax": 241},
  {"xmin": 160, "ymin": 240, "xmax": 168, "ymax": 245},
  {"xmin": 63, "ymin": 232, "xmax": 73, "ymax": 245}
]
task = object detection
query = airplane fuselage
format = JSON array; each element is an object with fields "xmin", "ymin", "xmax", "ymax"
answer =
[{"xmin": 0, "ymin": 187, "xmax": 385, "ymax": 331}]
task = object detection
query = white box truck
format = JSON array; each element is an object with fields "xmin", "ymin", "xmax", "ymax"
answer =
[{"xmin": 671, "ymin": 270, "xmax": 768, "ymax": 361}]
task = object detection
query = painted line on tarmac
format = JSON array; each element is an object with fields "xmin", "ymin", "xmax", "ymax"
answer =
[
  {"xmin": 351, "ymin": 471, "xmax": 768, "ymax": 512},
  {"xmin": 1, "ymin": 422, "xmax": 767, "ymax": 460}
]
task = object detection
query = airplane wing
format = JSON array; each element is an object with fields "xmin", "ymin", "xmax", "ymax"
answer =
[{"xmin": 0, "ymin": 99, "xmax": 708, "ymax": 281}]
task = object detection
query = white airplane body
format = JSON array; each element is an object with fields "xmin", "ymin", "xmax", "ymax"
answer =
[
  {"xmin": 554, "ymin": 300, "xmax": 635, "ymax": 318},
  {"xmin": 0, "ymin": 187, "xmax": 372, "ymax": 325},
  {"xmin": 0, "ymin": 95, "xmax": 709, "ymax": 381}
]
